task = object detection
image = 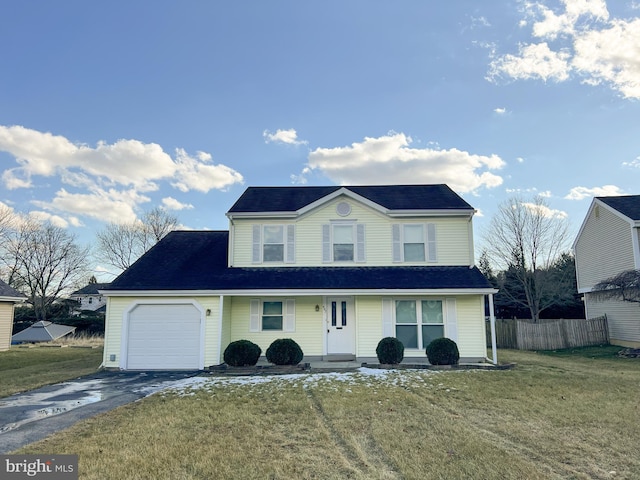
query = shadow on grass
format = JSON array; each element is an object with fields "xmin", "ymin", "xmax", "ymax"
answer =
[{"xmin": 536, "ymin": 344, "xmax": 623, "ymax": 359}]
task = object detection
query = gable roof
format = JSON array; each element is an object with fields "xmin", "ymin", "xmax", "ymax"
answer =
[
  {"xmin": 597, "ymin": 195, "xmax": 640, "ymax": 222},
  {"xmin": 227, "ymin": 184, "xmax": 474, "ymax": 216},
  {"xmin": 71, "ymin": 283, "xmax": 111, "ymax": 296},
  {"xmin": 105, "ymin": 230, "xmax": 493, "ymax": 293},
  {"xmin": 0, "ymin": 279, "xmax": 26, "ymax": 302}
]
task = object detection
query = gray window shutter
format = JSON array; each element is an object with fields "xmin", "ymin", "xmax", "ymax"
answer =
[
  {"xmin": 284, "ymin": 299, "xmax": 295, "ymax": 332},
  {"xmin": 392, "ymin": 224, "xmax": 402, "ymax": 262},
  {"xmin": 445, "ymin": 298, "xmax": 458, "ymax": 343},
  {"xmin": 286, "ymin": 225, "xmax": 295, "ymax": 263},
  {"xmin": 250, "ymin": 299, "xmax": 261, "ymax": 332},
  {"xmin": 252, "ymin": 225, "xmax": 261, "ymax": 264},
  {"xmin": 322, "ymin": 224, "xmax": 331, "ymax": 263},
  {"xmin": 356, "ymin": 224, "xmax": 366, "ymax": 263},
  {"xmin": 382, "ymin": 298, "xmax": 394, "ymax": 337},
  {"xmin": 427, "ymin": 223, "xmax": 437, "ymax": 262}
]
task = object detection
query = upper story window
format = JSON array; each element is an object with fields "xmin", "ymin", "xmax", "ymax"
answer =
[
  {"xmin": 263, "ymin": 225, "xmax": 284, "ymax": 262},
  {"xmin": 393, "ymin": 223, "xmax": 437, "ymax": 263},
  {"xmin": 322, "ymin": 223, "xmax": 366, "ymax": 263},
  {"xmin": 252, "ymin": 224, "xmax": 295, "ymax": 264}
]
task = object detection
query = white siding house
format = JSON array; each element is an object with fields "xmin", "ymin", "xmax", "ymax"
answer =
[{"xmin": 574, "ymin": 196, "xmax": 640, "ymax": 348}]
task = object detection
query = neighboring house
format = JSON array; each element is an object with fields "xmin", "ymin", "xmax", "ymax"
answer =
[
  {"xmin": 0, "ymin": 279, "xmax": 26, "ymax": 351},
  {"xmin": 574, "ymin": 195, "xmax": 640, "ymax": 348},
  {"xmin": 70, "ymin": 283, "xmax": 109, "ymax": 313},
  {"xmin": 102, "ymin": 185, "xmax": 498, "ymax": 370}
]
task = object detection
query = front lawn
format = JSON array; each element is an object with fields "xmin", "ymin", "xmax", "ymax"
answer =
[
  {"xmin": 16, "ymin": 349, "xmax": 640, "ymax": 479},
  {"xmin": 0, "ymin": 342, "xmax": 103, "ymax": 398}
]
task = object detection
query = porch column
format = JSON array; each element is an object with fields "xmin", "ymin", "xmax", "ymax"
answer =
[
  {"xmin": 489, "ymin": 293, "xmax": 497, "ymax": 364},
  {"xmin": 217, "ymin": 295, "xmax": 224, "ymax": 365}
]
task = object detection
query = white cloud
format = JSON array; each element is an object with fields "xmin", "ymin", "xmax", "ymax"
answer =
[
  {"xmin": 494, "ymin": 107, "xmax": 507, "ymax": 114},
  {"xmin": 31, "ymin": 188, "xmax": 147, "ymax": 224},
  {"xmin": 0, "ymin": 125, "xmax": 245, "ymax": 225},
  {"xmin": 522, "ymin": 202, "xmax": 568, "ymax": 219},
  {"xmin": 263, "ymin": 128, "xmax": 308, "ymax": 146},
  {"xmin": 564, "ymin": 184, "xmax": 625, "ymax": 200},
  {"xmin": 623, "ymin": 157, "xmax": 640, "ymax": 168},
  {"xmin": 488, "ymin": 0, "xmax": 640, "ymax": 99},
  {"xmin": 302, "ymin": 132, "xmax": 505, "ymax": 193},
  {"xmin": 0, "ymin": 125, "xmax": 244, "ymax": 194},
  {"xmin": 28, "ymin": 211, "xmax": 70, "ymax": 228},
  {"xmin": 172, "ymin": 148, "xmax": 244, "ymax": 193},
  {"xmin": 162, "ymin": 197, "xmax": 194, "ymax": 211},
  {"xmin": 489, "ymin": 42, "xmax": 571, "ymax": 82}
]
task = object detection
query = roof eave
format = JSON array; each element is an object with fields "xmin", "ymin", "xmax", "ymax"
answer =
[{"xmin": 102, "ymin": 288, "xmax": 497, "ymax": 297}]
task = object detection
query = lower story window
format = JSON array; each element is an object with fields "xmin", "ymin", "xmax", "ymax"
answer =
[
  {"xmin": 395, "ymin": 299, "xmax": 444, "ymax": 349},
  {"xmin": 262, "ymin": 301, "xmax": 283, "ymax": 330}
]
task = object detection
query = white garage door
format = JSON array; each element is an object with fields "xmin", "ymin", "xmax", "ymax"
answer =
[{"xmin": 126, "ymin": 304, "xmax": 202, "ymax": 370}]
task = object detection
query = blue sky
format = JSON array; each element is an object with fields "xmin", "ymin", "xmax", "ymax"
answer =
[{"xmin": 1, "ymin": 0, "xmax": 640, "ymax": 279}]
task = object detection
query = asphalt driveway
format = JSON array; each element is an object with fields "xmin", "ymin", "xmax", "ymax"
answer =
[{"xmin": 0, "ymin": 370, "xmax": 200, "ymax": 453}]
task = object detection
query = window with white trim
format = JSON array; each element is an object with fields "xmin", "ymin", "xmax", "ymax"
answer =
[
  {"xmin": 250, "ymin": 299, "xmax": 296, "ymax": 332},
  {"xmin": 393, "ymin": 223, "xmax": 437, "ymax": 263},
  {"xmin": 252, "ymin": 224, "xmax": 295, "ymax": 264},
  {"xmin": 262, "ymin": 301, "xmax": 283, "ymax": 330},
  {"xmin": 395, "ymin": 299, "xmax": 444, "ymax": 349},
  {"xmin": 322, "ymin": 223, "xmax": 366, "ymax": 263}
]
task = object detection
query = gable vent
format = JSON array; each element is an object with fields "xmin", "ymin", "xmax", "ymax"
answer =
[{"xmin": 336, "ymin": 201, "xmax": 351, "ymax": 217}]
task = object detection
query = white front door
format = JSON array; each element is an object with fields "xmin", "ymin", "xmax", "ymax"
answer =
[{"xmin": 326, "ymin": 297, "xmax": 355, "ymax": 355}]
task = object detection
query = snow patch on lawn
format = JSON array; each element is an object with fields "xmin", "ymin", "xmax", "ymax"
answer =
[{"xmin": 151, "ymin": 367, "xmax": 464, "ymax": 397}]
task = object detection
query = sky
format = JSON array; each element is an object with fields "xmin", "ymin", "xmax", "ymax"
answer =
[{"xmin": 1, "ymin": 0, "xmax": 640, "ymax": 280}]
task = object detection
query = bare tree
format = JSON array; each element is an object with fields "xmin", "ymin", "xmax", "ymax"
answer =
[
  {"xmin": 4, "ymin": 223, "xmax": 89, "ymax": 321},
  {"xmin": 95, "ymin": 207, "xmax": 179, "ymax": 272},
  {"xmin": 483, "ymin": 196, "xmax": 572, "ymax": 321},
  {"xmin": 592, "ymin": 269, "xmax": 640, "ymax": 304}
]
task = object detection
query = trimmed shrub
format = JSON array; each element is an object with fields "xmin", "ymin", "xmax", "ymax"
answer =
[
  {"xmin": 266, "ymin": 338, "xmax": 304, "ymax": 365},
  {"xmin": 376, "ymin": 337, "xmax": 405, "ymax": 364},
  {"xmin": 426, "ymin": 337, "xmax": 460, "ymax": 365},
  {"xmin": 223, "ymin": 340, "xmax": 262, "ymax": 366}
]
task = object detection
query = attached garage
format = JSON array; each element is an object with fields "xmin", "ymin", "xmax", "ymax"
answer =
[{"xmin": 123, "ymin": 303, "xmax": 203, "ymax": 370}]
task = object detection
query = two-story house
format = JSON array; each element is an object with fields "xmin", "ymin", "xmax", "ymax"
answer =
[
  {"xmin": 70, "ymin": 283, "xmax": 110, "ymax": 314},
  {"xmin": 101, "ymin": 185, "xmax": 498, "ymax": 370},
  {"xmin": 574, "ymin": 195, "xmax": 640, "ymax": 348}
]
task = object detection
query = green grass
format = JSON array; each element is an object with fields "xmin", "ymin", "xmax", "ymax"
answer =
[
  {"xmin": 15, "ymin": 349, "xmax": 640, "ymax": 479},
  {"xmin": 0, "ymin": 344, "xmax": 103, "ymax": 397},
  {"xmin": 536, "ymin": 344, "xmax": 622, "ymax": 359}
]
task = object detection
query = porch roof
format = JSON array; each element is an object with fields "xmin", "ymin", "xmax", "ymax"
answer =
[{"xmin": 105, "ymin": 231, "xmax": 492, "ymax": 292}]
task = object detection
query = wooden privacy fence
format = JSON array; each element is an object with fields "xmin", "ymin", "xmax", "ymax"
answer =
[{"xmin": 486, "ymin": 315, "xmax": 609, "ymax": 350}]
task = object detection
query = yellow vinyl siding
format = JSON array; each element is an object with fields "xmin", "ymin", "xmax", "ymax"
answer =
[
  {"xmin": 355, "ymin": 296, "xmax": 383, "ymax": 357},
  {"xmin": 227, "ymin": 296, "xmax": 324, "ymax": 356},
  {"xmin": 231, "ymin": 195, "xmax": 474, "ymax": 267},
  {"xmin": 584, "ymin": 293, "xmax": 640, "ymax": 347},
  {"xmin": 454, "ymin": 296, "xmax": 487, "ymax": 359},
  {"xmin": 103, "ymin": 296, "xmax": 221, "ymax": 368},
  {"xmin": 575, "ymin": 204, "xmax": 636, "ymax": 290},
  {"xmin": 0, "ymin": 302, "xmax": 15, "ymax": 351}
]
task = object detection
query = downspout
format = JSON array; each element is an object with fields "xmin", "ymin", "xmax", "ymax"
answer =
[
  {"xmin": 217, "ymin": 295, "xmax": 224, "ymax": 365},
  {"xmin": 488, "ymin": 293, "xmax": 498, "ymax": 364}
]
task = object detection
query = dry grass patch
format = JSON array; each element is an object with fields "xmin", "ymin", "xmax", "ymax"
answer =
[
  {"xmin": 17, "ymin": 351, "xmax": 640, "ymax": 479},
  {"xmin": 0, "ymin": 343, "xmax": 103, "ymax": 398}
]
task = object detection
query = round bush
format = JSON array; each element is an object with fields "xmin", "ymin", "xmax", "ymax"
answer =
[
  {"xmin": 425, "ymin": 337, "xmax": 460, "ymax": 365},
  {"xmin": 223, "ymin": 340, "xmax": 262, "ymax": 366},
  {"xmin": 266, "ymin": 338, "xmax": 304, "ymax": 365},
  {"xmin": 376, "ymin": 337, "xmax": 405, "ymax": 364}
]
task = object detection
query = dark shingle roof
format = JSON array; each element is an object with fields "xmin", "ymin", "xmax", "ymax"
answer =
[
  {"xmin": 106, "ymin": 231, "xmax": 492, "ymax": 292},
  {"xmin": 227, "ymin": 185, "xmax": 473, "ymax": 214},
  {"xmin": 71, "ymin": 283, "xmax": 111, "ymax": 296},
  {"xmin": 0, "ymin": 279, "xmax": 26, "ymax": 299},
  {"xmin": 598, "ymin": 195, "xmax": 640, "ymax": 221}
]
